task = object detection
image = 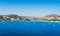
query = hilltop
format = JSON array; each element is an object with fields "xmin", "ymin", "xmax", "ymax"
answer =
[
  {"xmin": 39, "ymin": 14, "xmax": 60, "ymax": 21},
  {"xmin": 0, "ymin": 14, "xmax": 37, "ymax": 21},
  {"xmin": 0, "ymin": 14, "xmax": 60, "ymax": 22}
]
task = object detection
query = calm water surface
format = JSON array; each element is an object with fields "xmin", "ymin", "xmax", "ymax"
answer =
[{"xmin": 0, "ymin": 21, "xmax": 60, "ymax": 36}]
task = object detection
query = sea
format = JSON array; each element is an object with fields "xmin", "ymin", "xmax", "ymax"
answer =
[{"xmin": 0, "ymin": 20, "xmax": 60, "ymax": 36}]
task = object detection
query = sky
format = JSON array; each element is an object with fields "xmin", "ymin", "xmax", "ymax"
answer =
[{"xmin": 0, "ymin": 0, "xmax": 60, "ymax": 17}]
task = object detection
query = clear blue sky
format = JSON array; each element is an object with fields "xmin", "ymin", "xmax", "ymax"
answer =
[{"xmin": 0, "ymin": 0, "xmax": 60, "ymax": 17}]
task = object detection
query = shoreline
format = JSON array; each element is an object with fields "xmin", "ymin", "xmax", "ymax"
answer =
[
  {"xmin": 31, "ymin": 20, "xmax": 60, "ymax": 22},
  {"xmin": 0, "ymin": 20, "xmax": 60, "ymax": 22}
]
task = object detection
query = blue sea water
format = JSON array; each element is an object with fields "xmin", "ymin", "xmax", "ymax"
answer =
[{"xmin": 0, "ymin": 21, "xmax": 60, "ymax": 36}]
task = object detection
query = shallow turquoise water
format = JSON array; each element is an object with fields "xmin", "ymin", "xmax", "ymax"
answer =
[{"xmin": 0, "ymin": 21, "xmax": 60, "ymax": 36}]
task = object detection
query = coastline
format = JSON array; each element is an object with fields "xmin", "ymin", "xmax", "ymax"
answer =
[
  {"xmin": 1, "ymin": 20, "xmax": 60, "ymax": 22},
  {"xmin": 31, "ymin": 20, "xmax": 60, "ymax": 22}
]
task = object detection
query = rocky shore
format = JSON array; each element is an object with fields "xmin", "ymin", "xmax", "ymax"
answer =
[{"xmin": 0, "ymin": 14, "xmax": 60, "ymax": 22}]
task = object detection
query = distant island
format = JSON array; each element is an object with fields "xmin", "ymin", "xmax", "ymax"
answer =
[{"xmin": 0, "ymin": 14, "xmax": 60, "ymax": 22}]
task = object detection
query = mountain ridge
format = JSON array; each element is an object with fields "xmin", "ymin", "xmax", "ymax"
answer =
[{"xmin": 0, "ymin": 14, "xmax": 60, "ymax": 21}]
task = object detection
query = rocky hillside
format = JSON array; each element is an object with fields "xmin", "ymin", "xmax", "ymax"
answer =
[
  {"xmin": 45, "ymin": 14, "xmax": 60, "ymax": 18},
  {"xmin": 0, "ymin": 14, "xmax": 60, "ymax": 21},
  {"xmin": 0, "ymin": 14, "xmax": 36, "ymax": 21},
  {"xmin": 40, "ymin": 14, "xmax": 60, "ymax": 21}
]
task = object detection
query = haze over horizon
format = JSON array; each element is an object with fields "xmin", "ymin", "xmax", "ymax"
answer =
[{"xmin": 0, "ymin": 0, "xmax": 60, "ymax": 17}]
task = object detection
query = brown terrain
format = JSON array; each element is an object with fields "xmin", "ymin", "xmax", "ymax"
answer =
[{"xmin": 0, "ymin": 14, "xmax": 60, "ymax": 21}]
